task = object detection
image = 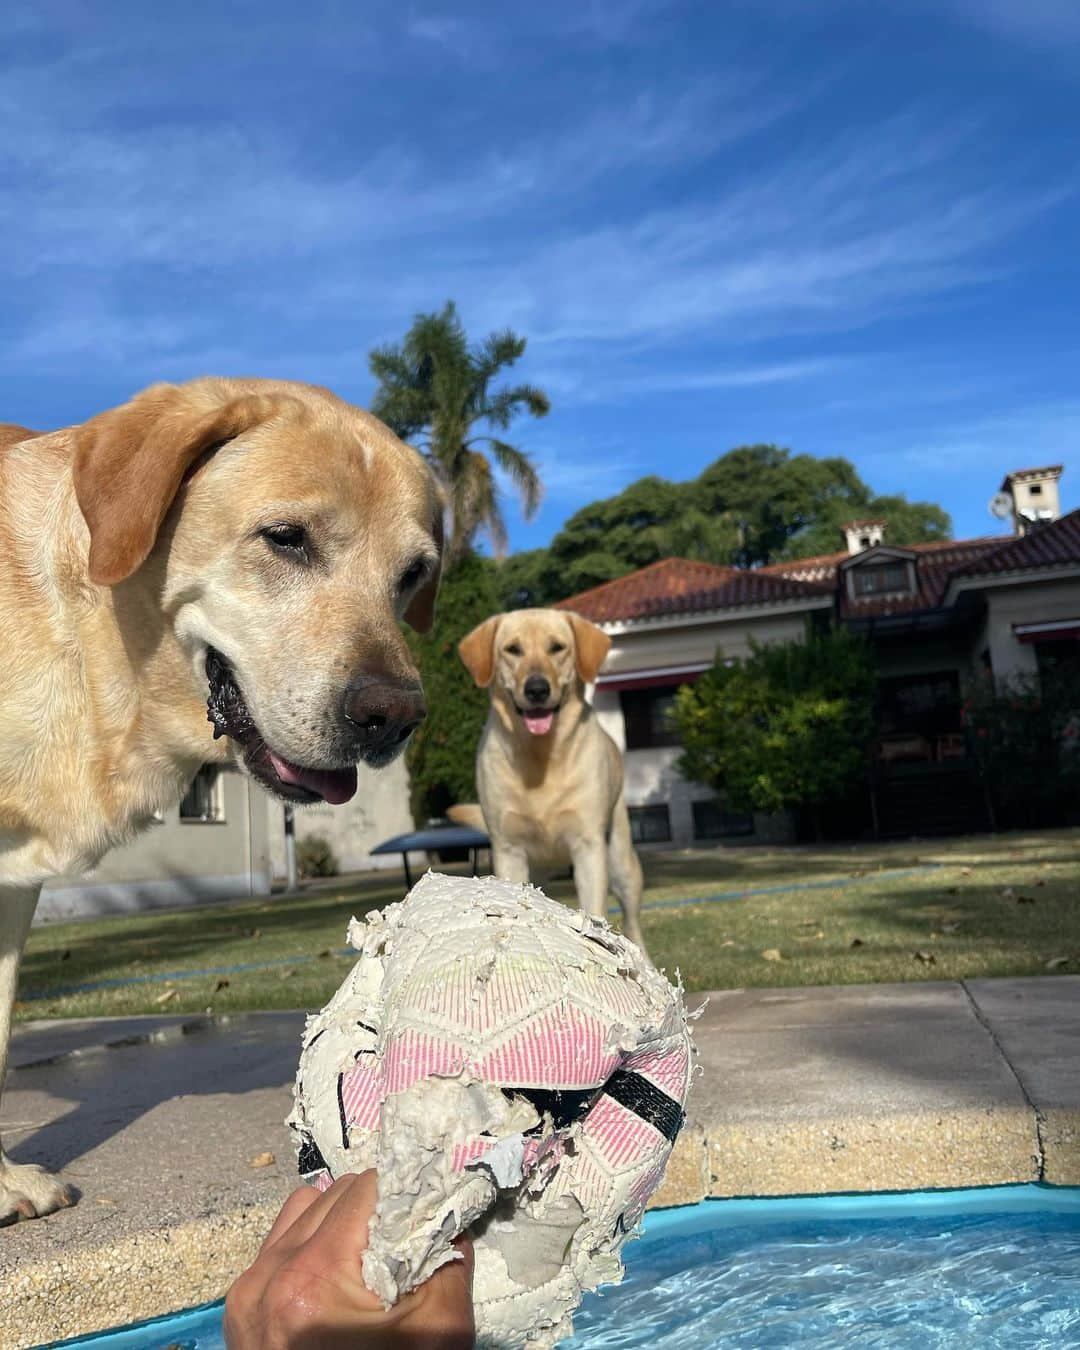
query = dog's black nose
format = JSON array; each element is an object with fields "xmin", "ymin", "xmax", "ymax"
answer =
[
  {"xmin": 343, "ymin": 676, "xmax": 427, "ymax": 753},
  {"xmin": 523, "ymin": 675, "xmax": 551, "ymax": 705}
]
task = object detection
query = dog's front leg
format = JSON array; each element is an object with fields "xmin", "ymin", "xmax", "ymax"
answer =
[
  {"xmin": 568, "ymin": 836, "xmax": 609, "ymax": 922},
  {"xmin": 491, "ymin": 842, "xmax": 531, "ymax": 885},
  {"xmin": 0, "ymin": 885, "xmax": 74, "ymax": 1223}
]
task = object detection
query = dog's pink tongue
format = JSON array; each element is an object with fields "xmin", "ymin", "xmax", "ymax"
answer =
[
  {"xmin": 523, "ymin": 711, "xmax": 555, "ymax": 736},
  {"xmin": 269, "ymin": 753, "xmax": 358, "ymax": 804}
]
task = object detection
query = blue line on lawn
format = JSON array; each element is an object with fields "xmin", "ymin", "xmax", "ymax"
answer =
[
  {"xmin": 22, "ymin": 863, "xmax": 941, "ymax": 1003},
  {"xmin": 612, "ymin": 862, "xmax": 941, "ymax": 915},
  {"xmin": 18, "ymin": 949, "xmax": 355, "ymax": 1002}
]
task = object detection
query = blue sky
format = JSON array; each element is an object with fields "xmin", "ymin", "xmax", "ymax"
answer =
[{"xmin": 3, "ymin": 0, "xmax": 1078, "ymax": 552}]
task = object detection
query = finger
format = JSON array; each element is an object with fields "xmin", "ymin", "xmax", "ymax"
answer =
[
  {"xmin": 279, "ymin": 1170, "xmax": 375, "ymax": 1252},
  {"xmin": 305, "ymin": 1168, "xmax": 379, "ymax": 1252},
  {"xmin": 258, "ymin": 1185, "xmax": 320, "ymax": 1253}
]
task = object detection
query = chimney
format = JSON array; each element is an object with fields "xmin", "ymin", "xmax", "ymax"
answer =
[
  {"xmin": 842, "ymin": 518, "xmax": 886, "ymax": 556},
  {"xmin": 1001, "ymin": 466, "xmax": 1063, "ymax": 536}
]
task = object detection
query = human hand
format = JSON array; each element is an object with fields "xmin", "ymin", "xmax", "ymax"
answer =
[{"xmin": 224, "ymin": 1171, "xmax": 475, "ymax": 1349}]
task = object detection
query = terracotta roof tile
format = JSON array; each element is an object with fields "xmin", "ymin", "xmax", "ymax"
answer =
[
  {"xmin": 553, "ymin": 515, "xmax": 1080, "ymax": 627},
  {"xmin": 951, "ymin": 508, "xmax": 1080, "ymax": 577},
  {"xmin": 555, "ymin": 557, "xmax": 829, "ymax": 624}
]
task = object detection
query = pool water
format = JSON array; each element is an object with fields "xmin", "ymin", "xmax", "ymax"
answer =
[{"xmin": 56, "ymin": 1186, "xmax": 1080, "ymax": 1350}]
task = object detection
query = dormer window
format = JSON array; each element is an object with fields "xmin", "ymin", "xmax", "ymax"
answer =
[{"xmin": 852, "ymin": 562, "xmax": 913, "ymax": 596}]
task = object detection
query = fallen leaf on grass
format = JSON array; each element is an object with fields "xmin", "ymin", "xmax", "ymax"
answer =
[
  {"xmin": 761, "ymin": 948, "xmax": 783, "ymax": 962},
  {"xmin": 60, "ymin": 950, "xmax": 71, "ymax": 962},
  {"xmin": 1017, "ymin": 895, "xmax": 1036, "ymax": 905},
  {"xmin": 246, "ymin": 928, "xmax": 262, "ymax": 939},
  {"xmin": 213, "ymin": 978, "xmax": 230, "ymax": 993},
  {"xmin": 959, "ymin": 867, "xmax": 973, "ymax": 877},
  {"xmin": 1045, "ymin": 956, "xmax": 1072, "ymax": 971},
  {"xmin": 718, "ymin": 939, "xmax": 735, "ymax": 948},
  {"xmin": 941, "ymin": 922, "xmax": 962, "ymax": 934},
  {"xmin": 1002, "ymin": 887, "xmax": 1015, "ymax": 899},
  {"xmin": 154, "ymin": 987, "xmax": 178, "ymax": 1005},
  {"xmin": 947, "ymin": 886, "xmax": 960, "ymax": 895},
  {"xmin": 279, "ymin": 967, "xmax": 297, "ymax": 981},
  {"xmin": 250, "ymin": 1151, "xmax": 275, "ymax": 1169},
  {"xmin": 317, "ymin": 949, "xmax": 332, "ymax": 959},
  {"xmin": 849, "ymin": 938, "xmax": 864, "ymax": 948},
  {"xmin": 1035, "ymin": 879, "xmax": 1047, "ymax": 888},
  {"xmin": 913, "ymin": 950, "xmax": 936, "ymax": 965}
]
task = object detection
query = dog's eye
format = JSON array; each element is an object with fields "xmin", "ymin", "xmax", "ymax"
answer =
[
  {"xmin": 260, "ymin": 523, "xmax": 309, "ymax": 559},
  {"xmin": 398, "ymin": 558, "xmax": 428, "ymax": 593},
  {"xmin": 549, "ymin": 641, "xmax": 566, "ymax": 654},
  {"xmin": 504, "ymin": 642, "xmax": 523, "ymax": 657}
]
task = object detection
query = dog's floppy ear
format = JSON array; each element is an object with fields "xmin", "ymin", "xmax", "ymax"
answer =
[
  {"xmin": 73, "ymin": 383, "xmax": 283, "ymax": 586},
  {"xmin": 567, "ymin": 612, "xmax": 611, "ymax": 684},
  {"xmin": 458, "ymin": 615, "xmax": 502, "ymax": 688},
  {"xmin": 403, "ymin": 501, "xmax": 444, "ymax": 634}
]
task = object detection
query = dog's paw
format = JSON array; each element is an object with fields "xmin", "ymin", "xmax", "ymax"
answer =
[{"xmin": 0, "ymin": 1158, "xmax": 75, "ymax": 1225}]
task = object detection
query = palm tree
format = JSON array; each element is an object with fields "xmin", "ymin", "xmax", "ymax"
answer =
[{"xmin": 369, "ymin": 302, "xmax": 549, "ymax": 559}]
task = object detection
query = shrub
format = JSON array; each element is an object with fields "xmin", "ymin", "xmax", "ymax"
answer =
[
  {"xmin": 295, "ymin": 834, "xmax": 338, "ymax": 878},
  {"xmin": 405, "ymin": 551, "xmax": 500, "ymax": 824},
  {"xmin": 963, "ymin": 667, "xmax": 1080, "ymax": 828},
  {"xmin": 674, "ymin": 627, "xmax": 876, "ymax": 838}
]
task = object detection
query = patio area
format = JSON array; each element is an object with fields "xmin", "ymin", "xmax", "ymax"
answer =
[{"xmin": 2, "ymin": 975, "xmax": 1077, "ymax": 1348}]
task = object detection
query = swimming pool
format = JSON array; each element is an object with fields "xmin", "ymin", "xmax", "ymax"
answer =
[{"xmin": 54, "ymin": 1184, "xmax": 1080, "ymax": 1349}]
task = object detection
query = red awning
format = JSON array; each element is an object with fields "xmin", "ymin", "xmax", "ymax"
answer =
[
  {"xmin": 1013, "ymin": 618, "xmax": 1080, "ymax": 644},
  {"xmin": 595, "ymin": 662, "xmax": 711, "ymax": 692}
]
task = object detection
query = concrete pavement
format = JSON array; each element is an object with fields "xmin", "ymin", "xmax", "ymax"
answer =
[{"xmin": 2, "ymin": 976, "xmax": 1077, "ymax": 1347}]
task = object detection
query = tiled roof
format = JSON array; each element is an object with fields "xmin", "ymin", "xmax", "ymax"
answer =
[
  {"xmin": 951, "ymin": 508, "xmax": 1080, "ymax": 578},
  {"xmin": 554, "ymin": 557, "xmax": 829, "ymax": 624},
  {"xmin": 763, "ymin": 537, "xmax": 1009, "ymax": 619},
  {"xmin": 554, "ymin": 513, "xmax": 1080, "ymax": 627}
]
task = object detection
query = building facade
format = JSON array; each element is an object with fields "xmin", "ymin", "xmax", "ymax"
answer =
[{"xmin": 557, "ymin": 468, "xmax": 1079, "ymax": 847}]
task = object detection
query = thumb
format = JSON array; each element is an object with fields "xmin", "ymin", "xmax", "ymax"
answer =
[{"xmin": 398, "ymin": 1236, "xmax": 476, "ymax": 1348}]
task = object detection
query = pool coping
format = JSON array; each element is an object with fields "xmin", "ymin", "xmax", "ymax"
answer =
[{"xmin": 3, "ymin": 975, "xmax": 1078, "ymax": 1349}]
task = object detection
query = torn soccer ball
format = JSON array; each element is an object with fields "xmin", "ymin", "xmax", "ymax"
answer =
[{"xmin": 287, "ymin": 872, "xmax": 695, "ymax": 1350}]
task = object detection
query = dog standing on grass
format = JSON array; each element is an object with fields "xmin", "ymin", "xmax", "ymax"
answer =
[
  {"xmin": 456, "ymin": 608, "xmax": 647, "ymax": 954},
  {"xmin": 0, "ymin": 377, "xmax": 442, "ymax": 1225}
]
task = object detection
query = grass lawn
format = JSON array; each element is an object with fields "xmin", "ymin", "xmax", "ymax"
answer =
[{"xmin": 16, "ymin": 828, "xmax": 1079, "ymax": 1023}]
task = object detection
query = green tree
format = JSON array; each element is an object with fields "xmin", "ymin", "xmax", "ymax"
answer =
[
  {"xmin": 369, "ymin": 302, "xmax": 550, "ymax": 559},
  {"xmin": 540, "ymin": 445, "xmax": 951, "ymax": 600},
  {"xmin": 674, "ymin": 629, "xmax": 876, "ymax": 838},
  {"xmin": 405, "ymin": 551, "xmax": 499, "ymax": 824}
]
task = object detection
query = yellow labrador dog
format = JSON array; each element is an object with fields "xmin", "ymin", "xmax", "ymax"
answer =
[
  {"xmin": 0, "ymin": 377, "xmax": 442, "ymax": 1224},
  {"xmin": 457, "ymin": 608, "xmax": 646, "ymax": 953}
]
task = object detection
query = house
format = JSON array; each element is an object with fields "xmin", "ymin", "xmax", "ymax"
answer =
[
  {"xmin": 556, "ymin": 466, "xmax": 1079, "ymax": 846},
  {"xmin": 38, "ymin": 751, "xmax": 414, "ymax": 922}
]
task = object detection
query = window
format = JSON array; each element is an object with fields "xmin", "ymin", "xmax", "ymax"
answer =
[
  {"xmin": 851, "ymin": 562, "xmax": 912, "ymax": 596},
  {"xmin": 628, "ymin": 804, "xmax": 671, "ymax": 843},
  {"xmin": 877, "ymin": 672, "xmax": 962, "ymax": 736},
  {"xmin": 180, "ymin": 765, "xmax": 225, "ymax": 822},
  {"xmin": 1030, "ymin": 484, "xmax": 1043, "ymax": 497},
  {"xmin": 621, "ymin": 687, "xmax": 681, "ymax": 749},
  {"xmin": 692, "ymin": 798, "xmax": 754, "ymax": 840}
]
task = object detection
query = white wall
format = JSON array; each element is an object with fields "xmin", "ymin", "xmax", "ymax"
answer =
[
  {"xmin": 980, "ymin": 576, "xmax": 1080, "ymax": 685},
  {"xmin": 38, "ymin": 769, "xmax": 272, "ymax": 921}
]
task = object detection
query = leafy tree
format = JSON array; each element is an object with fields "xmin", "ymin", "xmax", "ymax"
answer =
[
  {"xmin": 540, "ymin": 445, "xmax": 951, "ymax": 600},
  {"xmin": 674, "ymin": 628, "xmax": 876, "ymax": 839},
  {"xmin": 369, "ymin": 301, "xmax": 550, "ymax": 559},
  {"xmin": 404, "ymin": 551, "xmax": 499, "ymax": 824}
]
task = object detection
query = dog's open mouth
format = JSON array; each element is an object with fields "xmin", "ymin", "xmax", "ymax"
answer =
[
  {"xmin": 516, "ymin": 702, "xmax": 562, "ymax": 737},
  {"xmin": 205, "ymin": 648, "xmax": 357, "ymax": 806}
]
